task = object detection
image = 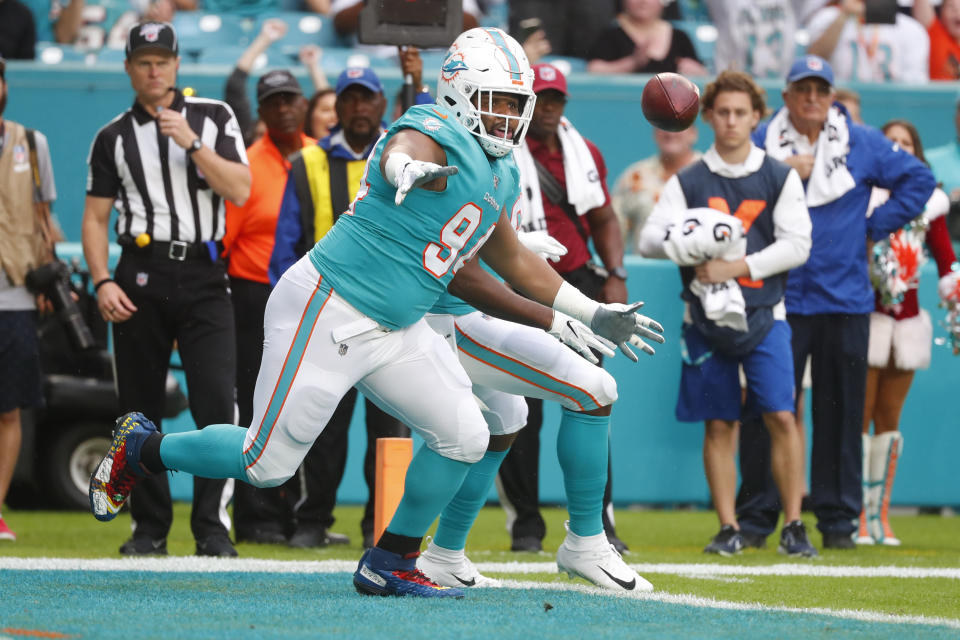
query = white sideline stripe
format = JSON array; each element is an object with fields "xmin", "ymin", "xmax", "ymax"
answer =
[
  {"xmin": 3, "ymin": 558, "xmax": 958, "ymax": 631},
  {"xmin": 2, "ymin": 557, "xmax": 959, "ymax": 579},
  {"xmin": 499, "ymin": 579, "xmax": 960, "ymax": 631}
]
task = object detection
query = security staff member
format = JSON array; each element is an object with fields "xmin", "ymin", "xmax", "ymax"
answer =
[{"xmin": 81, "ymin": 21, "xmax": 251, "ymax": 557}]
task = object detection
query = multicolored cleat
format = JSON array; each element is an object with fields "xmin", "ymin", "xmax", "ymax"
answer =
[
  {"xmin": 89, "ymin": 412, "xmax": 157, "ymax": 522},
  {"xmin": 353, "ymin": 547, "xmax": 465, "ymax": 598}
]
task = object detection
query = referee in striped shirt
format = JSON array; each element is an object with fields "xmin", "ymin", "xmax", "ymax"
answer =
[{"xmin": 81, "ymin": 21, "xmax": 251, "ymax": 557}]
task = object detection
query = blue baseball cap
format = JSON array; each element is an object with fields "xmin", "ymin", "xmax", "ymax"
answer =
[
  {"xmin": 335, "ymin": 67, "xmax": 383, "ymax": 96},
  {"xmin": 786, "ymin": 55, "xmax": 834, "ymax": 86}
]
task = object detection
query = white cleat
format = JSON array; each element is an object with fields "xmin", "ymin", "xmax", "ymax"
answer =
[
  {"xmin": 416, "ymin": 540, "xmax": 502, "ymax": 588},
  {"xmin": 556, "ymin": 523, "xmax": 653, "ymax": 592}
]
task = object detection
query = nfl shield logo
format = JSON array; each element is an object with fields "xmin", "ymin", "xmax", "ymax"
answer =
[
  {"xmin": 493, "ymin": 175, "xmax": 500, "ymax": 189},
  {"xmin": 338, "ymin": 343, "xmax": 348, "ymax": 356},
  {"xmin": 140, "ymin": 23, "xmax": 163, "ymax": 42},
  {"xmin": 13, "ymin": 145, "xmax": 26, "ymax": 165},
  {"xmin": 136, "ymin": 272, "xmax": 149, "ymax": 287}
]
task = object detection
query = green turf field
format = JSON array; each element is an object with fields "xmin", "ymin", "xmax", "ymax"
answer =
[{"xmin": 2, "ymin": 503, "xmax": 958, "ymax": 625}]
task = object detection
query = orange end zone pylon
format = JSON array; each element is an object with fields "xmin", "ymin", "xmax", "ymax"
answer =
[{"xmin": 373, "ymin": 437, "xmax": 413, "ymax": 546}]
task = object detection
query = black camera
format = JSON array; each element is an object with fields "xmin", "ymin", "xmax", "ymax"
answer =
[{"xmin": 25, "ymin": 261, "xmax": 96, "ymax": 351}]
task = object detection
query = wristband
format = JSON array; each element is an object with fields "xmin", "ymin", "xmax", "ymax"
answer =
[
  {"xmin": 94, "ymin": 277, "xmax": 114, "ymax": 292},
  {"xmin": 383, "ymin": 151, "xmax": 413, "ymax": 188},
  {"xmin": 552, "ymin": 281, "xmax": 600, "ymax": 326}
]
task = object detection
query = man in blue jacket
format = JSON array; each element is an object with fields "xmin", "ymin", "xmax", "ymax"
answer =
[{"xmin": 736, "ymin": 56, "xmax": 936, "ymax": 549}]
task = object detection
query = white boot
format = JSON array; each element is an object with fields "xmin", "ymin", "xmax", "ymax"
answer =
[
  {"xmin": 869, "ymin": 432, "xmax": 903, "ymax": 546},
  {"xmin": 556, "ymin": 521, "xmax": 653, "ymax": 592},
  {"xmin": 855, "ymin": 433, "xmax": 875, "ymax": 545}
]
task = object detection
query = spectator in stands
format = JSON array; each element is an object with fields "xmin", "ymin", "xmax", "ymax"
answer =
[
  {"xmin": 612, "ymin": 125, "xmax": 700, "ymax": 253},
  {"xmin": 222, "ymin": 69, "xmax": 315, "ymax": 545},
  {"xmin": 0, "ymin": 54, "xmax": 58, "ymax": 541},
  {"xmin": 736, "ymin": 55, "xmax": 935, "ymax": 550},
  {"xmin": 515, "ymin": 17, "xmax": 551, "ymax": 66},
  {"xmin": 269, "ymin": 67, "xmax": 410, "ymax": 550},
  {"xmin": 25, "ymin": 0, "xmax": 194, "ymax": 50},
  {"xmin": 0, "ymin": 0, "xmax": 37, "ymax": 59},
  {"xmin": 508, "ymin": 63, "xmax": 629, "ymax": 553},
  {"xmin": 510, "ymin": 0, "xmax": 617, "ymax": 60},
  {"xmin": 913, "ymin": 0, "xmax": 960, "ymax": 80},
  {"xmin": 834, "ymin": 86, "xmax": 863, "ymax": 124},
  {"xmin": 299, "ymin": 45, "xmax": 336, "ymax": 139},
  {"xmin": 639, "ymin": 70, "xmax": 815, "ymax": 558},
  {"xmin": 304, "ymin": 87, "xmax": 336, "ymax": 138},
  {"xmin": 858, "ymin": 119, "xmax": 959, "ymax": 547},
  {"xmin": 706, "ymin": 0, "xmax": 800, "ymax": 79},
  {"xmin": 587, "ymin": 0, "xmax": 707, "ymax": 76},
  {"xmin": 224, "ymin": 19, "xmax": 330, "ymax": 147},
  {"xmin": 806, "ymin": 0, "xmax": 929, "ymax": 83}
]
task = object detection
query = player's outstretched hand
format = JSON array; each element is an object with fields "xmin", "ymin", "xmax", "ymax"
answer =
[
  {"xmin": 589, "ymin": 301, "xmax": 665, "ymax": 362},
  {"xmin": 549, "ymin": 311, "xmax": 616, "ymax": 364},
  {"xmin": 518, "ymin": 230, "xmax": 568, "ymax": 262},
  {"xmin": 394, "ymin": 160, "xmax": 459, "ymax": 206}
]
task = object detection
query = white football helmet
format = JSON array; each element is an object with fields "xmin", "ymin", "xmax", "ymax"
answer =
[{"xmin": 437, "ymin": 27, "xmax": 536, "ymax": 158}]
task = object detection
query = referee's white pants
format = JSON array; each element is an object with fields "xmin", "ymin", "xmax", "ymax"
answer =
[
  {"xmin": 242, "ymin": 256, "xmax": 489, "ymax": 488},
  {"xmin": 424, "ymin": 311, "xmax": 618, "ymax": 437}
]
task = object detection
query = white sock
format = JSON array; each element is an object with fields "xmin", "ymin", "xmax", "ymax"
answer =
[{"xmin": 563, "ymin": 527, "xmax": 608, "ymax": 551}]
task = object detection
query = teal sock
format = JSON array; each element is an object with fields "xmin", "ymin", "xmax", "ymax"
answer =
[
  {"xmin": 556, "ymin": 408, "xmax": 609, "ymax": 537},
  {"xmin": 387, "ymin": 444, "xmax": 471, "ymax": 538},
  {"xmin": 159, "ymin": 424, "xmax": 249, "ymax": 481},
  {"xmin": 434, "ymin": 448, "xmax": 508, "ymax": 550}
]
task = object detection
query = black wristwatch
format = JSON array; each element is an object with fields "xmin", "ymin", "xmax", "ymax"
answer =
[
  {"xmin": 186, "ymin": 138, "xmax": 203, "ymax": 155},
  {"xmin": 609, "ymin": 266, "xmax": 628, "ymax": 280}
]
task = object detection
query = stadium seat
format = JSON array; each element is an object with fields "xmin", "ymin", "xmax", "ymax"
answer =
[
  {"xmin": 258, "ymin": 12, "xmax": 352, "ymax": 49},
  {"xmin": 173, "ymin": 13, "xmax": 255, "ymax": 56},
  {"xmin": 36, "ymin": 43, "xmax": 96, "ymax": 65},
  {"xmin": 671, "ymin": 20, "xmax": 717, "ymax": 73},
  {"xmin": 541, "ymin": 56, "xmax": 587, "ymax": 75},
  {"xmin": 96, "ymin": 47, "xmax": 127, "ymax": 64}
]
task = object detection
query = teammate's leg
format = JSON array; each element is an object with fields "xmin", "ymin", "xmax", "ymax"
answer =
[
  {"xmin": 440, "ymin": 312, "xmax": 650, "ymax": 591},
  {"xmin": 353, "ymin": 318, "xmax": 489, "ymax": 598}
]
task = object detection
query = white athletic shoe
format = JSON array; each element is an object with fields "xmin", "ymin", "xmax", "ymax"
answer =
[
  {"xmin": 556, "ymin": 522, "xmax": 653, "ymax": 592},
  {"xmin": 416, "ymin": 540, "xmax": 502, "ymax": 588}
]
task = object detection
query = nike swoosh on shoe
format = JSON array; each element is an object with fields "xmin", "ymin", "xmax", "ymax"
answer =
[
  {"xmin": 452, "ymin": 574, "xmax": 476, "ymax": 587},
  {"xmin": 598, "ymin": 566, "xmax": 636, "ymax": 590}
]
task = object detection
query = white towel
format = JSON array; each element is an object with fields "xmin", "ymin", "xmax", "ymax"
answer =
[
  {"xmin": 514, "ymin": 117, "xmax": 606, "ymax": 231},
  {"xmin": 558, "ymin": 117, "xmax": 606, "ymax": 215},
  {"xmin": 764, "ymin": 105, "xmax": 855, "ymax": 208},
  {"xmin": 664, "ymin": 207, "xmax": 748, "ymax": 332}
]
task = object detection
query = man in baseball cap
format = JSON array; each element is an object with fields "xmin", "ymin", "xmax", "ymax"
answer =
[
  {"xmin": 532, "ymin": 62, "xmax": 568, "ymax": 97},
  {"xmin": 125, "ymin": 21, "xmax": 179, "ymax": 59},
  {"xmin": 334, "ymin": 67, "xmax": 384, "ymax": 96},
  {"xmin": 256, "ymin": 69, "xmax": 303, "ymax": 104}
]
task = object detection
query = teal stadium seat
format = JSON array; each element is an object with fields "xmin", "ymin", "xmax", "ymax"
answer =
[
  {"xmin": 671, "ymin": 20, "xmax": 717, "ymax": 73},
  {"xmin": 173, "ymin": 12, "xmax": 255, "ymax": 57},
  {"xmin": 541, "ymin": 56, "xmax": 587, "ymax": 75},
  {"xmin": 95, "ymin": 47, "xmax": 127, "ymax": 64},
  {"xmin": 35, "ymin": 43, "xmax": 97, "ymax": 65},
  {"xmin": 261, "ymin": 12, "xmax": 352, "ymax": 49}
]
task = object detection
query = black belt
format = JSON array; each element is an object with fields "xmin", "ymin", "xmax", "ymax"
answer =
[{"xmin": 124, "ymin": 240, "xmax": 216, "ymax": 261}]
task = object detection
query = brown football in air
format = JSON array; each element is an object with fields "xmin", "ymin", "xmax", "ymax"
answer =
[{"xmin": 641, "ymin": 72, "xmax": 701, "ymax": 132}]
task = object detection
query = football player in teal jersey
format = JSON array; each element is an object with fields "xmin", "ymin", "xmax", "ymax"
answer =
[{"xmin": 89, "ymin": 28, "xmax": 664, "ymax": 598}]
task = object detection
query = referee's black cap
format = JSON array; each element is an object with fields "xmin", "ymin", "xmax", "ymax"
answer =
[{"xmin": 126, "ymin": 21, "xmax": 179, "ymax": 60}]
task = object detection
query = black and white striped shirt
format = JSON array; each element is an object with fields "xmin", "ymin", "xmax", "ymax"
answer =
[{"xmin": 86, "ymin": 89, "xmax": 248, "ymax": 243}]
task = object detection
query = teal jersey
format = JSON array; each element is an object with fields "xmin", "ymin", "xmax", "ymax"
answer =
[
  {"xmin": 308, "ymin": 103, "xmax": 516, "ymax": 329},
  {"xmin": 429, "ymin": 156, "xmax": 523, "ymax": 317}
]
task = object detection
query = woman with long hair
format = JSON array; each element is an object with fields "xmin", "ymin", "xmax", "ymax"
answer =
[{"xmin": 858, "ymin": 119, "xmax": 959, "ymax": 545}]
